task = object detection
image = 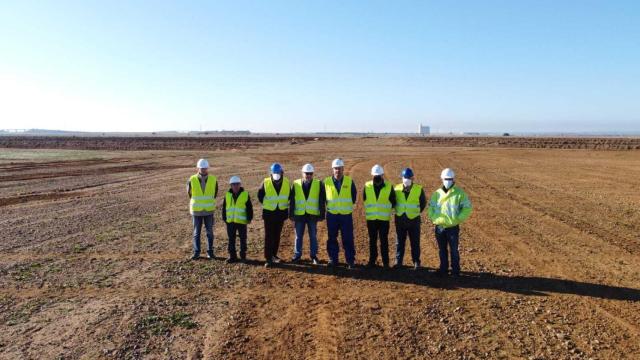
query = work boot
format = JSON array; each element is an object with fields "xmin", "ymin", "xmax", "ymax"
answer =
[
  {"xmin": 311, "ymin": 257, "xmax": 320, "ymax": 265},
  {"xmin": 413, "ymin": 261, "xmax": 420, "ymax": 270},
  {"xmin": 290, "ymin": 256, "xmax": 301, "ymax": 264},
  {"xmin": 272, "ymin": 256, "xmax": 282, "ymax": 264},
  {"xmin": 327, "ymin": 260, "xmax": 337, "ymax": 268},
  {"xmin": 346, "ymin": 262, "xmax": 355, "ymax": 270},
  {"xmin": 190, "ymin": 254, "xmax": 200, "ymax": 261},
  {"xmin": 392, "ymin": 263, "xmax": 403, "ymax": 270},
  {"xmin": 240, "ymin": 254, "xmax": 246, "ymax": 261},
  {"xmin": 264, "ymin": 261, "xmax": 272, "ymax": 268},
  {"xmin": 206, "ymin": 251, "xmax": 214, "ymax": 260},
  {"xmin": 226, "ymin": 257, "xmax": 237, "ymax": 264}
]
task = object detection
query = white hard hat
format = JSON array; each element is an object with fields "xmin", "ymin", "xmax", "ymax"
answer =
[
  {"xmin": 440, "ymin": 168, "xmax": 455, "ymax": 179},
  {"xmin": 331, "ymin": 158, "xmax": 344, "ymax": 168},
  {"xmin": 371, "ymin": 164, "xmax": 384, "ymax": 176},
  {"xmin": 229, "ymin": 175, "xmax": 241, "ymax": 184},
  {"xmin": 197, "ymin": 159, "xmax": 209, "ymax": 169},
  {"xmin": 301, "ymin": 163, "xmax": 314, "ymax": 173}
]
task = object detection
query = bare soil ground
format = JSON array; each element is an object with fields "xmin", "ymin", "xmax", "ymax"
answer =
[{"xmin": 1, "ymin": 137, "xmax": 639, "ymax": 359}]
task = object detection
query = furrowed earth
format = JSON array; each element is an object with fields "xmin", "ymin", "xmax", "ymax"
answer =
[{"xmin": 1, "ymin": 136, "xmax": 639, "ymax": 359}]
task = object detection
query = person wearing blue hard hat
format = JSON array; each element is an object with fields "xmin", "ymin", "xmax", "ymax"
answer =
[
  {"xmin": 258, "ymin": 162, "xmax": 290, "ymax": 267},
  {"xmin": 393, "ymin": 167, "xmax": 427, "ymax": 270}
]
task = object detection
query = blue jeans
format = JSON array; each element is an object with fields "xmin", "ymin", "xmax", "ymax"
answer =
[
  {"xmin": 395, "ymin": 222, "xmax": 421, "ymax": 265},
  {"xmin": 435, "ymin": 225, "xmax": 460, "ymax": 273},
  {"xmin": 193, "ymin": 215, "xmax": 214, "ymax": 256},
  {"xmin": 326, "ymin": 213, "xmax": 355, "ymax": 265},
  {"xmin": 293, "ymin": 218, "xmax": 318, "ymax": 259},
  {"xmin": 226, "ymin": 223, "xmax": 247, "ymax": 259}
]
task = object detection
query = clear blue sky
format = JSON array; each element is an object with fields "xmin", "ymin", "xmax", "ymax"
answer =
[{"xmin": 1, "ymin": 0, "xmax": 639, "ymax": 133}]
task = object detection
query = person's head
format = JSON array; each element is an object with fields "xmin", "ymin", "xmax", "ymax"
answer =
[
  {"xmin": 270, "ymin": 163, "xmax": 284, "ymax": 181},
  {"xmin": 196, "ymin": 159, "xmax": 209, "ymax": 176},
  {"xmin": 229, "ymin": 176, "xmax": 241, "ymax": 193},
  {"xmin": 371, "ymin": 164, "xmax": 384, "ymax": 184},
  {"xmin": 331, "ymin": 158, "xmax": 344, "ymax": 179},
  {"xmin": 440, "ymin": 168, "xmax": 455, "ymax": 189},
  {"xmin": 401, "ymin": 168, "xmax": 414, "ymax": 187},
  {"xmin": 301, "ymin": 163, "xmax": 314, "ymax": 182}
]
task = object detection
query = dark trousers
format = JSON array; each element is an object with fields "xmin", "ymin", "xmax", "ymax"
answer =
[
  {"xmin": 264, "ymin": 218, "xmax": 285, "ymax": 262},
  {"xmin": 326, "ymin": 213, "xmax": 355, "ymax": 265},
  {"xmin": 192, "ymin": 215, "xmax": 214, "ymax": 256},
  {"xmin": 226, "ymin": 222, "xmax": 247, "ymax": 259},
  {"xmin": 435, "ymin": 225, "xmax": 460, "ymax": 274},
  {"xmin": 367, "ymin": 220, "xmax": 390, "ymax": 266},
  {"xmin": 395, "ymin": 221, "xmax": 420, "ymax": 265}
]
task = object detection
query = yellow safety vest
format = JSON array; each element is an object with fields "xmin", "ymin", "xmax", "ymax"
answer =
[
  {"xmin": 293, "ymin": 179, "xmax": 321, "ymax": 216},
  {"xmin": 324, "ymin": 176, "xmax": 354, "ymax": 215},
  {"xmin": 427, "ymin": 186, "xmax": 473, "ymax": 228},
  {"xmin": 189, "ymin": 174, "xmax": 217, "ymax": 213},
  {"xmin": 225, "ymin": 190, "xmax": 249, "ymax": 224},
  {"xmin": 263, "ymin": 177, "xmax": 290, "ymax": 211},
  {"xmin": 364, "ymin": 181, "xmax": 392, "ymax": 221},
  {"xmin": 394, "ymin": 183, "xmax": 422, "ymax": 219}
]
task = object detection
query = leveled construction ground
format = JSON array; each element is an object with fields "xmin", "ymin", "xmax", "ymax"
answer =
[{"xmin": 1, "ymin": 137, "xmax": 639, "ymax": 359}]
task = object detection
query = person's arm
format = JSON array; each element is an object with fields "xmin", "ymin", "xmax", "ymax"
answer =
[
  {"xmin": 351, "ymin": 180, "xmax": 357, "ymax": 204},
  {"xmin": 288, "ymin": 184, "xmax": 296, "ymax": 219},
  {"xmin": 319, "ymin": 183, "xmax": 326, "ymax": 220},
  {"xmin": 246, "ymin": 194, "xmax": 254, "ymax": 223},
  {"xmin": 419, "ymin": 189, "xmax": 427, "ymax": 213},
  {"xmin": 257, "ymin": 183, "xmax": 265, "ymax": 204},
  {"xmin": 214, "ymin": 181, "xmax": 218, "ymax": 198},
  {"xmin": 389, "ymin": 186, "xmax": 396, "ymax": 207},
  {"xmin": 221, "ymin": 195, "xmax": 227, "ymax": 222},
  {"xmin": 427, "ymin": 192, "xmax": 443, "ymax": 223},
  {"xmin": 362, "ymin": 186, "xmax": 367, "ymax": 202},
  {"xmin": 187, "ymin": 179, "xmax": 192, "ymax": 198},
  {"xmin": 456, "ymin": 192, "xmax": 473, "ymax": 224}
]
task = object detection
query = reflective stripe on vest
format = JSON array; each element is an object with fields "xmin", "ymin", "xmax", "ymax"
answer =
[
  {"xmin": 324, "ymin": 176, "xmax": 353, "ymax": 215},
  {"xmin": 225, "ymin": 190, "xmax": 249, "ymax": 224},
  {"xmin": 364, "ymin": 181, "xmax": 392, "ymax": 221},
  {"xmin": 394, "ymin": 183, "xmax": 422, "ymax": 219},
  {"xmin": 190, "ymin": 174, "xmax": 217, "ymax": 213},
  {"xmin": 263, "ymin": 177, "xmax": 290, "ymax": 211},
  {"xmin": 293, "ymin": 179, "xmax": 321, "ymax": 216}
]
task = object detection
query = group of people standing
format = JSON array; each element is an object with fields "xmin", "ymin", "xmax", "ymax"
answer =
[{"xmin": 187, "ymin": 158, "xmax": 473, "ymax": 276}]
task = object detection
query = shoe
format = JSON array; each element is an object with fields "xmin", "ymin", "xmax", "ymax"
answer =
[
  {"xmin": 346, "ymin": 263, "xmax": 355, "ymax": 270},
  {"xmin": 435, "ymin": 270, "xmax": 447, "ymax": 277},
  {"xmin": 264, "ymin": 261, "xmax": 272, "ymax": 268},
  {"xmin": 413, "ymin": 262, "xmax": 420, "ymax": 270},
  {"xmin": 190, "ymin": 254, "xmax": 200, "ymax": 260},
  {"xmin": 290, "ymin": 257, "xmax": 301, "ymax": 263},
  {"xmin": 206, "ymin": 252, "xmax": 214, "ymax": 260},
  {"xmin": 311, "ymin": 257, "xmax": 320, "ymax": 265},
  {"xmin": 365, "ymin": 262, "xmax": 376, "ymax": 269},
  {"xmin": 382, "ymin": 263, "xmax": 390, "ymax": 270},
  {"xmin": 451, "ymin": 271, "xmax": 461, "ymax": 277},
  {"xmin": 272, "ymin": 256, "xmax": 282, "ymax": 264},
  {"xmin": 392, "ymin": 263, "xmax": 402, "ymax": 270},
  {"xmin": 226, "ymin": 257, "xmax": 237, "ymax": 263},
  {"xmin": 327, "ymin": 260, "xmax": 337, "ymax": 268},
  {"xmin": 240, "ymin": 254, "xmax": 246, "ymax": 261}
]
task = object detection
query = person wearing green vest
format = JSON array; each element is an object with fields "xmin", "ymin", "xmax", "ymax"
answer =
[
  {"xmin": 324, "ymin": 158, "xmax": 357, "ymax": 269},
  {"xmin": 394, "ymin": 167, "xmax": 427, "ymax": 270},
  {"xmin": 363, "ymin": 164, "xmax": 396, "ymax": 269},
  {"xmin": 258, "ymin": 163, "xmax": 290, "ymax": 268},
  {"xmin": 428, "ymin": 168, "xmax": 473, "ymax": 277},
  {"xmin": 289, "ymin": 163, "xmax": 325, "ymax": 265},
  {"xmin": 186, "ymin": 158, "xmax": 218, "ymax": 260},
  {"xmin": 222, "ymin": 175, "xmax": 253, "ymax": 263}
]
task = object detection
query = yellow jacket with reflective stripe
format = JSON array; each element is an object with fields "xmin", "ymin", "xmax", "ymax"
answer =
[
  {"xmin": 394, "ymin": 183, "xmax": 422, "ymax": 220},
  {"xmin": 293, "ymin": 179, "xmax": 321, "ymax": 216},
  {"xmin": 324, "ymin": 176, "xmax": 354, "ymax": 215},
  {"xmin": 428, "ymin": 185, "xmax": 472, "ymax": 228},
  {"xmin": 190, "ymin": 174, "xmax": 217, "ymax": 214},
  {"xmin": 364, "ymin": 181, "xmax": 392, "ymax": 221},
  {"xmin": 263, "ymin": 177, "xmax": 290, "ymax": 211},
  {"xmin": 225, "ymin": 190, "xmax": 249, "ymax": 224}
]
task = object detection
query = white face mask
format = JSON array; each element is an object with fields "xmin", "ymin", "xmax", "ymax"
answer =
[
  {"xmin": 443, "ymin": 180, "xmax": 454, "ymax": 189},
  {"xmin": 402, "ymin": 178, "xmax": 412, "ymax": 187},
  {"xmin": 272, "ymin": 173, "xmax": 282, "ymax": 181}
]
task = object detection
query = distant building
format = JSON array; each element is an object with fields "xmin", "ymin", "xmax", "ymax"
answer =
[{"xmin": 419, "ymin": 124, "xmax": 430, "ymax": 136}]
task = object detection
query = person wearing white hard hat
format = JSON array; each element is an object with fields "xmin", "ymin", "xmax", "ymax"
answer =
[
  {"xmin": 289, "ymin": 163, "xmax": 325, "ymax": 265},
  {"xmin": 323, "ymin": 158, "xmax": 357, "ymax": 269},
  {"xmin": 393, "ymin": 167, "xmax": 427, "ymax": 270},
  {"xmin": 222, "ymin": 176, "xmax": 253, "ymax": 263},
  {"xmin": 186, "ymin": 158, "xmax": 218, "ymax": 260},
  {"xmin": 428, "ymin": 168, "xmax": 473, "ymax": 277},
  {"xmin": 362, "ymin": 164, "xmax": 396, "ymax": 269},
  {"xmin": 258, "ymin": 163, "xmax": 290, "ymax": 268}
]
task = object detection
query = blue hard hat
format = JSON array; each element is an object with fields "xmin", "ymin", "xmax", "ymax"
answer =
[
  {"xmin": 270, "ymin": 163, "xmax": 283, "ymax": 174},
  {"xmin": 401, "ymin": 167, "xmax": 414, "ymax": 178}
]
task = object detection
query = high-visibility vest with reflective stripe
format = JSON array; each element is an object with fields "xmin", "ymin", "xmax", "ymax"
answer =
[
  {"xmin": 394, "ymin": 183, "xmax": 422, "ymax": 219},
  {"xmin": 428, "ymin": 186, "xmax": 473, "ymax": 228},
  {"xmin": 324, "ymin": 176, "xmax": 354, "ymax": 215},
  {"xmin": 190, "ymin": 174, "xmax": 217, "ymax": 213},
  {"xmin": 263, "ymin": 177, "xmax": 290, "ymax": 211},
  {"xmin": 225, "ymin": 190, "xmax": 249, "ymax": 224},
  {"xmin": 364, "ymin": 181, "xmax": 392, "ymax": 221},
  {"xmin": 293, "ymin": 179, "xmax": 321, "ymax": 216}
]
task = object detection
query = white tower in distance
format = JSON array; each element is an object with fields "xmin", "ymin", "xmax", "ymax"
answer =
[{"xmin": 419, "ymin": 124, "xmax": 430, "ymax": 136}]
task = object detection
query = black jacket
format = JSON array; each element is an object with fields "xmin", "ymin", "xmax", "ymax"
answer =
[{"xmin": 257, "ymin": 178, "xmax": 289, "ymax": 221}]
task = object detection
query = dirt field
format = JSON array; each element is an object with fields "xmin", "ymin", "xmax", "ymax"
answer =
[{"xmin": 1, "ymin": 137, "xmax": 639, "ymax": 359}]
